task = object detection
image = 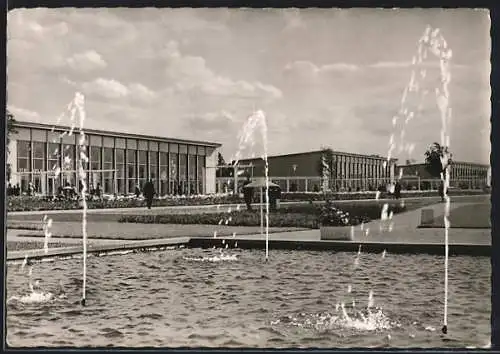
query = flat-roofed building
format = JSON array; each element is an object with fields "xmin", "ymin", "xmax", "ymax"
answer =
[
  {"xmin": 7, "ymin": 121, "xmax": 221, "ymax": 196},
  {"xmin": 232, "ymin": 150, "xmax": 397, "ymax": 193},
  {"xmin": 398, "ymin": 161, "xmax": 490, "ymax": 190}
]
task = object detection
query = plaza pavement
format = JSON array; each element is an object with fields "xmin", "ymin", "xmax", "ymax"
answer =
[{"xmin": 6, "ymin": 194, "xmax": 491, "ymax": 261}]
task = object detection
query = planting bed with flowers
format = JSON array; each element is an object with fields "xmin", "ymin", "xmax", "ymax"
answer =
[
  {"xmin": 118, "ymin": 199, "xmax": 423, "ymax": 229},
  {"xmin": 7, "ymin": 189, "xmax": 485, "ymax": 212}
]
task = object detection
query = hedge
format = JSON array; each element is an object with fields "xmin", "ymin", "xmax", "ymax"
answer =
[
  {"xmin": 6, "ymin": 189, "xmax": 487, "ymax": 212},
  {"xmin": 118, "ymin": 202, "xmax": 408, "ymax": 229}
]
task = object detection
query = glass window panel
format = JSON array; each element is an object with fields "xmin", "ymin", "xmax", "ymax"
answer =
[
  {"xmin": 116, "ymin": 149, "xmax": 125, "ymax": 163},
  {"xmin": 127, "ymin": 150, "xmax": 136, "ymax": 163},
  {"xmin": 138, "ymin": 140, "xmax": 148, "ymax": 151},
  {"xmin": 179, "ymin": 154, "xmax": 187, "ymax": 179},
  {"xmin": 127, "ymin": 164, "xmax": 135, "ymax": 178},
  {"xmin": 138, "ymin": 151, "xmax": 147, "ymax": 164},
  {"xmin": 33, "ymin": 142, "xmax": 45, "ymax": 158},
  {"xmin": 159, "ymin": 142, "xmax": 169, "ymax": 152},
  {"xmin": 17, "ymin": 141, "xmax": 30, "ymax": 158},
  {"xmin": 150, "ymin": 166, "xmax": 157, "ymax": 180},
  {"xmin": 115, "ymin": 138, "xmax": 126, "ymax": 149},
  {"xmin": 103, "ymin": 148, "xmax": 113, "ymax": 163},
  {"xmin": 160, "ymin": 166, "xmax": 168, "ymax": 181},
  {"xmin": 189, "ymin": 156, "xmax": 196, "ymax": 178},
  {"xmin": 127, "ymin": 139, "xmax": 137, "ymax": 150},
  {"xmin": 149, "ymin": 141, "xmax": 158, "ymax": 151},
  {"xmin": 17, "ymin": 158, "xmax": 29, "ymax": 171},
  {"xmin": 139, "ymin": 165, "xmax": 146, "ymax": 179},
  {"xmin": 160, "ymin": 152, "xmax": 168, "ymax": 166},
  {"xmin": 149, "ymin": 151, "xmax": 158, "ymax": 165},
  {"xmin": 91, "ymin": 147, "xmax": 101, "ymax": 162},
  {"xmin": 33, "ymin": 159, "xmax": 45, "ymax": 171},
  {"xmin": 48, "ymin": 143, "xmax": 60, "ymax": 158},
  {"xmin": 117, "ymin": 164, "xmax": 126, "ymax": 179},
  {"xmin": 31, "ymin": 129, "xmax": 46, "ymax": 142},
  {"xmin": 103, "ymin": 137, "xmax": 114, "ymax": 148},
  {"xmin": 169, "ymin": 153, "xmax": 178, "ymax": 179}
]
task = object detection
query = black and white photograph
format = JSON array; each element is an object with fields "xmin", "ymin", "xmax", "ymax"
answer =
[{"xmin": 5, "ymin": 7, "xmax": 492, "ymax": 348}]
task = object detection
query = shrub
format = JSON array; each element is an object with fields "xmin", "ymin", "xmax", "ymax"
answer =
[{"xmin": 6, "ymin": 189, "xmax": 486, "ymax": 212}]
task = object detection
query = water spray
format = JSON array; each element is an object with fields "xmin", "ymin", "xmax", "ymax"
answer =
[
  {"xmin": 385, "ymin": 25, "xmax": 452, "ymax": 334},
  {"xmin": 233, "ymin": 109, "xmax": 270, "ymax": 261}
]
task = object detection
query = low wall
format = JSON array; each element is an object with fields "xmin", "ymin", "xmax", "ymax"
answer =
[{"xmin": 188, "ymin": 238, "xmax": 490, "ymax": 257}]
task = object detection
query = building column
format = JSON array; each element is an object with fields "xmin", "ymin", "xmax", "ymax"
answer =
[{"xmin": 113, "ymin": 147, "xmax": 118, "ymax": 195}]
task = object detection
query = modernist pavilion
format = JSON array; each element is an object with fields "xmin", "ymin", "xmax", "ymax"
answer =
[{"xmin": 7, "ymin": 121, "xmax": 221, "ymax": 196}]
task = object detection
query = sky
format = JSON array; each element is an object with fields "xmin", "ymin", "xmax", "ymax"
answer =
[{"xmin": 7, "ymin": 8, "xmax": 491, "ymax": 164}]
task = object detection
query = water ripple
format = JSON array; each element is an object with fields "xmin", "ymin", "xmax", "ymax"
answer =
[{"xmin": 6, "ymin": 249, "xmax": 490, "ymax": 348}]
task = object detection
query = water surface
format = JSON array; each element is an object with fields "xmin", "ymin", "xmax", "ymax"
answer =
[{"xmin": 7, "ymin": 248, "xmax": 490, "ymax": 348}]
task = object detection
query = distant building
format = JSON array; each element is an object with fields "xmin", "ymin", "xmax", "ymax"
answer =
[
  {"xmin": 7, "ymin": 121, "xmax": 221, "ymax": 196},
  {"xmin": 233, "ymin": 150, "xmax": 397, "ymax": 192},
  {"xmin": 397, "ymin": 161, "xmax": 489, "ymax": 189}
]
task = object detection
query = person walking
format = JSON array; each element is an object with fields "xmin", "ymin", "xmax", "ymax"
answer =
[
  {"xmin": 143, "ymin": 179, "xmax": 156, "ymax": 209},
  {"xmin": 438, "ymin": 181, "xmax": 445, "ymax": 202},
  {"xmin": 394, "ymin": 181, "xmax": 402, "ymax": 200},
  {"xmin": 243, "ymin": 176, "xmax": 253, "ymax": 211}
]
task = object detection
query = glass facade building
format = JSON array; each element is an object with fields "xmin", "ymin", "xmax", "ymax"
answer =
[{"xmin": 8, "ymin": 122, "xmax": 220, "ymax": 196}]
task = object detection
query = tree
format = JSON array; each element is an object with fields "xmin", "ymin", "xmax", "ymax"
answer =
[
  {"xmin": 6, "ymin": 110, "xmax": 17, "ymax": 182},
  {"xmin": 317, "ymin": 147, "xmax": 335, "ymax": 178},
  {"xmin": 216, "ymin": 152, "xmax": 233, "ymax": 178},
  {"xmin": 424, "ymin": 142, "xmax": 452, "ymax": 178},
  {"xmin": 317, "ymin": 147, "xmax": 335, "ymax": 192},
  {"xmin": 217, "ymin": 152, "xmax": 226, "ymax": 166}
]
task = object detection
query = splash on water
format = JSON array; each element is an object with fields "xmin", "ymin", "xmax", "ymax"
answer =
[
  {"xmin": 273, "ymin": 306, "xmax": 394, "ymax": 333},
  {"xmin": 368, "ymin": 290, "xmax": 375, "ymax": 309},
  {"xmin": 183, "ymin": 254, "xmax": 238, "ymax": 263},
  {"xmin": 7, "ymin": 291, "xmax": 54, "ymax": 304}
]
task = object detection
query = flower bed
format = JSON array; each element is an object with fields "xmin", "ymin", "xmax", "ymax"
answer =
[
  {"xmin": 118, "ymin": 201, "xmax": 409, "ymax": 229},
  {"xmin": 119, "ymin": 211, "xmax": 320, "ymax": 229},
  {"xmin": 6, "ymin": 189, "xmax": 487, "ymax": 212}
]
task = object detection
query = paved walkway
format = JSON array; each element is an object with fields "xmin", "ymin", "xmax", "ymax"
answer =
[
  {"xmin": 7, "ymin": 223, "xmax": 309, "ymax": 241},
  {"xmin": 6, "ymin": 195, "xmax": 490, "ymax": 258}
]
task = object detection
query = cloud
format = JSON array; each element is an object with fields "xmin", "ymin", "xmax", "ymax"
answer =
[
  {"xmin": 79, "ymin": 78, "xmax": 157, "ymax": 102},
  {"xmin": 283, "ymin": 60, "xmax": 360, "ymax": 80},
  {"xmin": 164, "ymin": 40, "xmax": 282, "ymax": 100},
  {"xmin": 184, "ymin": 110, "xmax": 235, "ymax": 132},
  {"xmin": 7, "ymin": 105, "xmax": 41, "ymax": 121},
  {"xmin": 282, "ymin": 9, "xmax": 306, "ymax": 32},
  {"xmin": 66, "ymin": 50, "xmax": 107, "ymax": 72},
  {"xmin": 368, "ymin": 61, "xmax": 468, "ymax": 69},
  {"xmin": 8, "ymin": 12, "xmax": 69, "ymax": 40}
]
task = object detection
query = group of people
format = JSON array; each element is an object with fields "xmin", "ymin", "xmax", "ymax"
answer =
[{"xmin": 7, "ymin": 183, "xmax": 23, "ymax": 196}]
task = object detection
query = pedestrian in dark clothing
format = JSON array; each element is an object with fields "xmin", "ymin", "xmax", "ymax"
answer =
[
  {"xmin": 143, "ymin": 179, "xmax": 155, "ymax": 209},
  {"xmin": 95, "ymin": 183, "xmax": 102, "ymax": 199},
  {"xmin": 394, "ymin": 181, "xmax": 402, "ymax": 200},
  {"xmin": 243, "ymin": 177, "xmax": 253, "ymax": 211},
  {"xmin": 438, "ymin": 181, "xmax": 445, "ymax": 202},
  {"xmin": 135, "ymin": 184, "xmax": 141, "ymax": 198}
]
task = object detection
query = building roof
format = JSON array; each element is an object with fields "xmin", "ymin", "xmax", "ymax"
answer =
[
  {"xmin": 13, "ymin": 120, "xmax": 222, "ymax": 148},
  {"xmin": 235, "ymin": 149, "xmax": 397, "ymax": 163},
  {"xmin": 399, "ymin": 161, "xmax": 489, "ymax": 168}
]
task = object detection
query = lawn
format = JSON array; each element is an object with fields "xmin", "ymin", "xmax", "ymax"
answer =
[{"xmin": 428, "ymin": 203, "xmax": 491, "ymax": 229}]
